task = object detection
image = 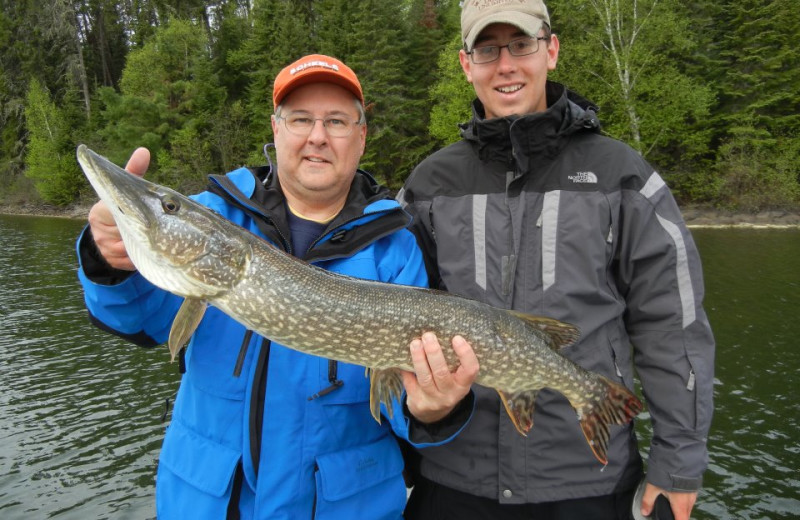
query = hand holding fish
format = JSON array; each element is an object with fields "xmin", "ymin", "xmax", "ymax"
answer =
[
  {"xmin": 87, "ymin": 147, "xmax": 151, "ymax": 271},
  {"xmin": 403, "ymin": 333, "xmax": 479, "ymax": 424}
]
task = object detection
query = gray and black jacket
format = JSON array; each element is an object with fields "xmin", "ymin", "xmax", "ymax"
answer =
[{"xmin": 398, "ymin": 82, "xmax": 715, "ymax": 503}]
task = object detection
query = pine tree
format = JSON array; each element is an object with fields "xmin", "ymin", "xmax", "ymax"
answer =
[
  {"xmin": 233, "ymin": 0, "xmax": 313, "ymax": 160},
  {"xmin": 711, "ymin": 0, "xmax": 800, "ymax": 209}
]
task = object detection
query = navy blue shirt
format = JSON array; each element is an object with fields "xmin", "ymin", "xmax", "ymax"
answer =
[{"xmin": 286, "ymin": 204, "xmax": 327, "ymax": 258}]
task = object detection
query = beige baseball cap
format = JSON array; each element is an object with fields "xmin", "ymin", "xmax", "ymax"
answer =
[{"xmin": 461, "ymin": 0, "xmax": 550, "ymax": 50}]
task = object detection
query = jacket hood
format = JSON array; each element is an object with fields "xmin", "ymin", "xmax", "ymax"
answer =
[
  {"xmin": 206, "ymin": 162, "xmax": 410, "ymax": 261},
  {"xmin": 460, "ymin": 81, "xmax": 601, "ymax": 169}
]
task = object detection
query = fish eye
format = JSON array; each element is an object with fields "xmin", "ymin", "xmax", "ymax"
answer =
[{"xmin": 162, "ymin": 196, "xmax": 181, "ymax": 214}]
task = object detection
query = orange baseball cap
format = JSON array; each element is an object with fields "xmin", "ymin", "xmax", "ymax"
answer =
[{"xmin": 272, "ymin": 54, "xmax": 364, "ymax": 108}]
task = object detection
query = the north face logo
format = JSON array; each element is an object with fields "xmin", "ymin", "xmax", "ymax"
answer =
[{"xmin": 568, "ymin": 172, "xmax": 598, "ymax": 183}]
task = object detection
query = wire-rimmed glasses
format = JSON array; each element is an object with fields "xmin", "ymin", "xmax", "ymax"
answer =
[
  {"xmin": 467, "ymin": 36, "xmax": 548, "ymax": 64},
  {"xmin": 278, "ymin": 113, "xmax": 362, "ymax": 138}
]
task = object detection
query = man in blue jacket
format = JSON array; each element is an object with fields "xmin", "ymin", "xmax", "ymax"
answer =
[{"xmin": 77, "ymin": 54, "xmax": 479, "ymax": 519}]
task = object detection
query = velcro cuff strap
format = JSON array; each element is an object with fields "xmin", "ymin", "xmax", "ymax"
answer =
[{"xmin": 670, "ymin": 474, "xmax": 702, "ymax": 491}]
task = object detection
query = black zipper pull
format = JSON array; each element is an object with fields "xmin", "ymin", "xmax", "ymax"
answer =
[
  {"xmin": 307, "ymin": 380, "xmax": 344, "ymax": 400},
  {"xmin": 308, "ymin": 360, "xmax": 345, "ymax": 400}
]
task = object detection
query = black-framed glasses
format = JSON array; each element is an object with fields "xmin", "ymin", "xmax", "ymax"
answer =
[
  {"xmin": 278, "ymin": 113, "xmax": 362, "ymax": 138},
  {"xmin": 467, "ymin": 36, "xmax": 549, "ymax": 64}
]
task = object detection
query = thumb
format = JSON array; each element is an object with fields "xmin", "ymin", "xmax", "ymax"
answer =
[
  {"xmin": 640, "ymin": 484, "xmax": 660, "ymax": 516},
  {"xmin": 125, "ymin": 147, "xmax": 151, "ymax": 177}
]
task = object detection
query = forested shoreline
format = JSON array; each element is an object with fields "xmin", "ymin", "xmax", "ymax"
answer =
[{"xmin": 1, "ymin": 0, "xmax": 798, "ymax": 210}]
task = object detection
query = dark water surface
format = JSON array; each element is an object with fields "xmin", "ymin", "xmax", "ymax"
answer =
[
  {"xmin": 0, "ymin": 215, "xmax": 178, "ymax": 519},
  {"xmin": 686, "ymin": 228, "xmax": 800, "ymax": 519},
  {"xmin": 0, "ymin": 215, "xmax": 797, "ymax": 518}
]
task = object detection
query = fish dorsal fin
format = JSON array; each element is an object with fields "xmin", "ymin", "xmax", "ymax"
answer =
[
  {"xmin": 168, "ymin": 298, "xmax": 208, "ymax": 361},
  {"xmin": 507, "ymin": 311, "xmax": 580, "ymax": 350}
]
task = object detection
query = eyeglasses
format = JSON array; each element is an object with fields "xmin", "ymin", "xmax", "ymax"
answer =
[
  {"xmin": 278, "ymin": 113, "xmax": 362, "ymax": 138},
  {"xmin": 467, "ymin": 36, "xmax": 548, "ymax": 64}
]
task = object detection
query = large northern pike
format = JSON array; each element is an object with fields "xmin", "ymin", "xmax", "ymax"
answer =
[{"xmin": 76, "ymin": 144, "xmax": 642, "ymax": 464}]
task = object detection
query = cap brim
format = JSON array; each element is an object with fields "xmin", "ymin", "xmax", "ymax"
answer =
[
  {"xmin": 274, "ymin": 70, "xmax": 363, "ymax": 107},
  {"xmin": 464, "ymin": 13, "xmax": 545, "ymax": 50}
]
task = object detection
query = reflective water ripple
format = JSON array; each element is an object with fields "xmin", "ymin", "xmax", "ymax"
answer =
[
  {"xmin": 0, "ymin": 215, "xmax": 179, "ymax": 519},
  {"xmin": 1, "ymin": 217, "xmax": 798, "ymax": 518}
]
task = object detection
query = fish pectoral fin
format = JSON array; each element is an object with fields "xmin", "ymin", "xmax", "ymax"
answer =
[
  {"xmin": 168, "ymin": 298, "xmax": 208, "ymax": 362},
  {"xmin": 570, "ymin": 375, "xmax": 643, "ymax": 465},
  {"xmin": 506, "ymin": 311, "xmax": 580, "ymax": 350},
  {"xmin": 497, "ymin": 389, "xmax": 538, "ymax": 436},
  {"xmin": 368, "ymin": 368, "xmax": 405, "ymax": 424}
]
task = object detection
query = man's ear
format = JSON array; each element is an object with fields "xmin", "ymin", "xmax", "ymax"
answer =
[{"xmin": 547, "ymin": 34, "xmax": 560, "ymax": 71}]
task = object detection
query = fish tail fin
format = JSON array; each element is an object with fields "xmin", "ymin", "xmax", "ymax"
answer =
[
  {"xmin": 497, "ymin": 389, "xmax": 539, "ymax": 436},
  {"xmin": 573, "ymin": 376, "xmax": 643, "ymax": 465},
  {"xmin": 367, "ymin": 368, "xmax": 405, "ymax": 424}
]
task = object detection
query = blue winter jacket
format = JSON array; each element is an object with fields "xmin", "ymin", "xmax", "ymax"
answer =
[{"xmin": 76, "ymin": 165, "xmax": 470, "ymax": 519}]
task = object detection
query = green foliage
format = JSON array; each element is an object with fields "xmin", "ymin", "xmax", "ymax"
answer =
[
  {"xmin": 348, "ymin": 0, "xmax": 422, "ymax": 187},
  {"xmin": 209, "ymin": 100, "xmax": 253, "ymax": 172},
  {"xmin": 23, "ymin": 79, "xmax": 84, "ymax": 205},
  {"xmin": 551, "ymin": 0, "xmax": 714, "ymax": 170},
  {"xmin": 153, "ymin": 124, "xmax": 214, "ymax": 193},
  {"xmin": 104, "ymin": 19, "xmax": 226, "ymax": 179},
  {"xmin": 714, "ymin": 127, "xmax": 800, "ymax": 211},
  {"xmin": 95, "ymin": 86, "xmax": 170, "ymax": 165},
  {"xmin": 233, "ymin": 0, "xmax": 313, "ymax": 148},
  {"xmin": 1, "ymin": 0, "xmax": 797, "ymax": 208},
  {"xmin": 428, "ymin": 34, "xmax": 473, "ymax": 145}
]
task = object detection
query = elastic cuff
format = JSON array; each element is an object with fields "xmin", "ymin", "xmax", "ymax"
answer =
[
  {"xmin": 78, "ymin": 226, "xmax": 135, "ymax": 285},
  {"xmin": 405, "ymin": 391, "xmax": 475, "ymax": 445}
]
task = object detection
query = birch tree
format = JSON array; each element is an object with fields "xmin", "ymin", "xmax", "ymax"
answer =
[{"xmin": 551, "ymin": 0, "xmax": 713, "ymax": 167}]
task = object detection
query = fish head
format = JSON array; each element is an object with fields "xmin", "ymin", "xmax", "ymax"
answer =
[{"xmin": 77, "ymin": 145, "xmax": 250, "ymax": 299}]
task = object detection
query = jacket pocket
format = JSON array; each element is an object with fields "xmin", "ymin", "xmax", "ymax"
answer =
[
  {"xmin": 159, "ymin": 421, "xmax": 240, "ymax": 498},
  {"xmin": 313, "ymin": 435, "xmax": 406, "ymax": 520}
]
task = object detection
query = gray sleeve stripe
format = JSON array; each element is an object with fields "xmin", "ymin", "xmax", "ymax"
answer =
[
  {"xmin": 473, "ymin": 194, "xmax": 488, "ymax": 290},
  {"xmin": 542, "ymin": 191, "xmax": 560, "ymax": 292},
  {"xmin": 640, "ymin": 171, "xmax": 666, "ymax": 199},
  {"xmin": 655, "ymin": 213, "xmax": 697, "ymax": 328}
]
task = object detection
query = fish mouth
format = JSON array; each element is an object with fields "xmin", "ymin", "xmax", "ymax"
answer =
[{"xmin": 76, "ymin": 144, "xmax": 155, "ymax": 230}]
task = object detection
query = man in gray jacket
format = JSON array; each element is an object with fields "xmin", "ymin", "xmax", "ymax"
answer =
[{"xmin": 398, "ymin": 1, "xmax": 714, "ymax": 519}]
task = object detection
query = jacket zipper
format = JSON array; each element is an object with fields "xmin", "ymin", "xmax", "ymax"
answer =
[
  {"xmin": 233, "ymin": 330, "xmax": 254, "ymax": 377},
  {"xmin": 249, "ymin": 339, "xmax": 271, "ymax": 476},
  {"xmin": 311, "ymin": 463, "xmax": 319, "ymax": 519}
]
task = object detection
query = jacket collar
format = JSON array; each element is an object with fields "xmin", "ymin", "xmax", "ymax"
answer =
[
  {"xmin": 206, "ymin": 164, "xmax": 410, "ymax": 261},
  {"xmin": 460, "ymin": 81, "xmax": 601, "ymax": 169}
]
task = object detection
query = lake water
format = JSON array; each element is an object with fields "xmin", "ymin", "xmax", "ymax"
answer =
[{"xmin": 0, "ymin": 214, "xmax": 797, "ymax": 519}]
